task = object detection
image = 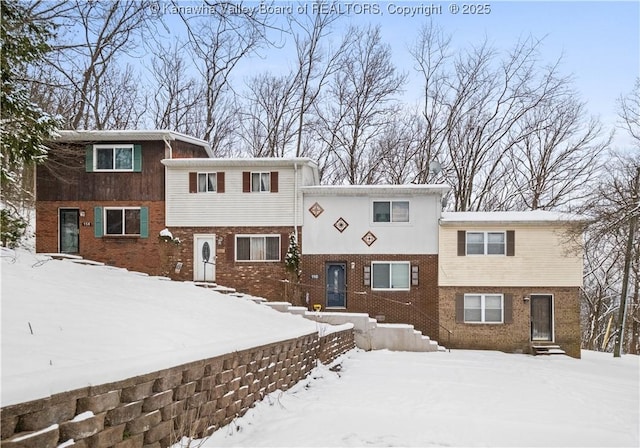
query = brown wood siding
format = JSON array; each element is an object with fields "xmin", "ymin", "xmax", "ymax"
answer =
[
  {"xmin": 271, "ymin": 171, "xmax": 279, "ymax": 193},
  {"xmin": 171, "ymin": 140, "xmax": 210, "ymax": 158},
  {"xmin": 217, "ymin": 172, "xmax": 225, "ymax": 193},
  {"xmin": 36, "ymin": 141, "xmax": 166, "ymax": 202}
]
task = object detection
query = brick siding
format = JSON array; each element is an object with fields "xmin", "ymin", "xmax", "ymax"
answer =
[
  {"xmin": 439, "ymin": 286, "xmax": 581, "ymax": 358},
  {"xmin": 302, "ymin": 254, "xmax": 440, "ymax": 340}
]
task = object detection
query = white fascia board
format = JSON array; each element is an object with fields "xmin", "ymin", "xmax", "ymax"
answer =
[
  {"xmin": 162, "ymin": 157, "xmax": 319, "ymax": 170},
  {"xmin": 300, "ymin": 184, "xmax": 451, "ymax": 197},
  {"xmin": 439, "ymin": 211, "xmax": 586, "ymax": 226},
  {"xmin": 54, "ymin": 130, "xmax": 212, "ymax": 155}
]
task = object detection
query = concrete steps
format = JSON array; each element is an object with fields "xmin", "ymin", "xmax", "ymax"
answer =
[{"xmin": 532, "ymin": 344, "xmax": 566, "ymax": 355}]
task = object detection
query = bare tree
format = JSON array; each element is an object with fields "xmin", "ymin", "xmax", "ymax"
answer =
[
  {"xmin": 316, "ymin": 25, "xmax": 406, "ymax": 184},
  {"xmin": 42, "ymin": 0, "xmax": 153, "ymax": 129},
  {"xmin": 239, "ymin": 72, "xmax": 299, "ymax": 157},
  {"xmin": 288, "ymin": 1, "xmax": 346, "ymax": 157}
]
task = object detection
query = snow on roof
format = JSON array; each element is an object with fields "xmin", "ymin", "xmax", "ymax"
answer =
[
  {"xmin": 301, "ymin": 184, "xmax": 450, "ymax": 196},
  {"xmin": 440, "ymin": 210, "xmax": 584, "ymax": 225},
  {"xmin": 53, "ymin": 130, "xmax": 213, "ymax": 157},
  {"xmin": 162, "ymin": 157, "xmax": 319, "ymax": 169}
]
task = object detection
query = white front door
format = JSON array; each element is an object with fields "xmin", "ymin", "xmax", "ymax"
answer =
[{"xmin": 194, "ymin": 234, "xmax": 216, "ymax": 282}]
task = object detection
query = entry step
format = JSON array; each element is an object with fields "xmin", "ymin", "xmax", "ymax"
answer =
[{"xmin": 532, "ymin": 345, "xmax": 566, "ymax": 355}]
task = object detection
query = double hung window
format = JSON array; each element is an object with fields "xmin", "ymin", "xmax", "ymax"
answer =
[
  {"xmin": 198, "ymin": 173, "xmax": 217, "ymax": 192},
  {"xmin": 464, "ymin": 294, "xmax": 504, "ymax": 323},
  {"xmin": 373, "ymin": 201, "xmax": 409, "ymax": 223},
  {"xmin": 371, "ymin": 262, "xmax": 410, "ymax": 290},
  {"xmin": 104, "ymin": 208, "xmax": 141, "ymax": 236},
  {"xmin": 236, "ymin": 235, "xmax": 280, "ymax": 261},
  {"xmin": 466, "ymin": 231, "xmax": 506, "ymax": 255},
  {"xmin": 251, "ymin": 172, "xmax": 271, "ymax": 192},
  {"xmin": 94, "ymin": 144, "xmax": 134, "ymax": 171}
]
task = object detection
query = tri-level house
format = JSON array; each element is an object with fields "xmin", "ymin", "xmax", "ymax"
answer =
[{"xmin": 35, "ymin": 130, "xmax": 584, "ymax": 357}]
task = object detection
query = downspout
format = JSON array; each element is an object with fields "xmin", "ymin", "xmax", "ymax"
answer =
[
  {"xmin": 162, "ymin": 135, "xmax": 173, "ymax": 158},
  {"xmin": 294, "ymin": 162, "xmax": 299, "ymax": 240}
]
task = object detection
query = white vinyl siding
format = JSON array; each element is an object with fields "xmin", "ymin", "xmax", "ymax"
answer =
[{"xmin": 165, "ymin": 166, "xmax": 300, "ymax": 227}]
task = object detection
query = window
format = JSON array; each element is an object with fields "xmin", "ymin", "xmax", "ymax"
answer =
[
  {"xmin": 464, "ymin": 294, "xmax": 503, "ymax": 323},
  {"xmin": 252, "ymin": 172, "xmax": 271, "ymax": 192},
  {"xmin": 236, "ymin": 235, "xmax": 280, "ymax": 261},
  {"xmin": 466, "ymin": 231, "xmax": 505, "ymax": 255},
  {"xmin": 371, "ymin": 262, "xmax": 410, "ymax": 290},
  {"xmin": 105, "ymin": 208, "xmax": 140, "ymax": 236},
  {"xmin": 198, "ymin": 172, "xmax": 217, "ymax": 192},
  {"xmin": 94, "ymin": 145, "xmax": 134, "ymax": 171},
  {"xmin": 373, "ymin": 201, "xmax": 409, "ymax": 222}
]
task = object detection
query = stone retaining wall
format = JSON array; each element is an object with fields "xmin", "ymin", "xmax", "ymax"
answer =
[{"xmin": 1, "ymin": 328, "xmax": 355, "ymax": 448}]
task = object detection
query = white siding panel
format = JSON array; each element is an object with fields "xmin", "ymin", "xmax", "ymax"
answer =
[
  {"xmin": 439, "ymin": 225, "xmax": 583, "ymax": 287},
  {"xmin": 166, "ymin": 166, "xmax": 300, "ymax": 227},
  {"xmin": 302, "ymin": 194, "xmax": 441, "ymax": 254}
]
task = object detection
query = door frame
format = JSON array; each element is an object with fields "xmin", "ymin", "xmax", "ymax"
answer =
[
  {"xmin": 325, "ymin": 261, "xmax": 347, "ymax": 309},
  {"xmin": 58, "ymin": 208, "xmax": 80, "ymax": 253},
  {"xmin": 530, "ymin": 294, "xmax": 555, "ymax": 342},
  {"xmin": 193, "ymin": 234, "xmax": 216, "ymax": 282}
]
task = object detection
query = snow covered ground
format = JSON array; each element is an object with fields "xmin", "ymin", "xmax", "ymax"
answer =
[
  {"xmin": 2, "ymin": 247, "xmax": 638, "ymax": 447},
  {"xmin": 200, "ymin": 349, "xmax": 639, "ymax": 447},
  {"xmin": 0, "ymin": 248, "xmax": 318, "ymax": 406}
]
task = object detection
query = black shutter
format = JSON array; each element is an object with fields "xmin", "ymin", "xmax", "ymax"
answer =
[
  {"xmin": 457, "ymin": 231, "xmax": 466, "ymax": 256},
  {"xmin": 506, "ymin": 230, "xmax": 515, "ymax": 256}
]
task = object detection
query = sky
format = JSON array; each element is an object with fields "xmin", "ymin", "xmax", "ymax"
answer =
[
  {"xmin": 158, "ymin": 0, "xmax": 639, "ymax": 149},
  {"xmin": 1, "ymin": 246, "xmax": 637, "ymax": 447}
]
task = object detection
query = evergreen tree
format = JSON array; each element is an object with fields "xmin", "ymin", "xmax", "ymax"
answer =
[
  {"xmin": 284, "ymin": 233, "xmax": 301, "ymax": 278},
  {"xmin": 1, "ymin": 0, "xmax": 59, "ymax": 246}
]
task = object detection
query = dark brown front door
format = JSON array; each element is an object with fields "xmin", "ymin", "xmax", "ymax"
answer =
[{"xmin": 531, "ymin": 295, "xmax": 553, "ymax": 341}]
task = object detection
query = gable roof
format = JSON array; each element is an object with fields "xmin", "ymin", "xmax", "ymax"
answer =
[{"xmin": 53, "ymin": 130, "xmax": 213, "ymax": 157}]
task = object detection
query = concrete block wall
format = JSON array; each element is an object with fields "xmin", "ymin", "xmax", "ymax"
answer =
[{"xmin": 1, "ymin": 329, "xmax": 355, "ymax": 448}]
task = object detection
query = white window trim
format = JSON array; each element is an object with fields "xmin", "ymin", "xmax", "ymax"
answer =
[
  {"xmin": 103, "ymin": 206, "xmax": 141, "ymax": 236},
  {"xmin": 463, "ymin": 293, "xmax": 504, "ymax": 324},
  {"xmin": 93, "ymin": 144, "xmax": 134, "ymax": 172},
  {"xmin": 371, "ymin": 200, "xmax": 411, "ymax": 224},
  {"xmin": 371, "ymin": 261, "xmax": 411, "ymax": 291},
  {"xmin": 235, "ymin": 234, "xmax": 280, "ymax": 262},
  {"xmin": 197, "ymin": 172, "xmax": 217, "ymax": 193},
  {"xmin": 251, "ymin": 172, "xmax": 271, "ymax": 193},
  {"xmin": 465, "ymin": 231, "xmax": 506, "ymax": 256}
]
